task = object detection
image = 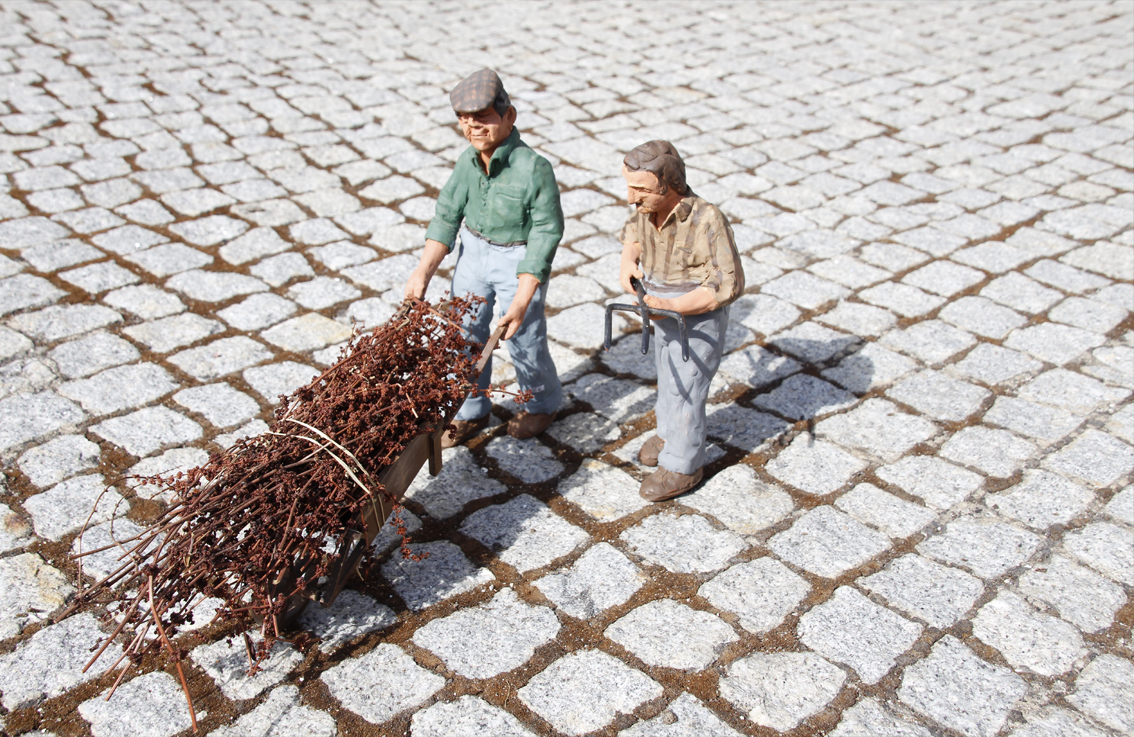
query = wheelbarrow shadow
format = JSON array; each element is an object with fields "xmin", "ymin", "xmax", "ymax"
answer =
[{"xmin": 335, "ymin": 311, "xmax": 880, "ymax": 625}]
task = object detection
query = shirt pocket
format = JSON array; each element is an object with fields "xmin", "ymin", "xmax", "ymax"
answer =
[
  {"xmin": 677, "ymin": 244, "xmax": 709, "ymax": 284},
  {"xmin": 489, "ymin": 185, "xmax": 526, "ymax": 232},
  {"xmin": 673, "ymin": 242, "xmax": 696, "ymax": 271}
]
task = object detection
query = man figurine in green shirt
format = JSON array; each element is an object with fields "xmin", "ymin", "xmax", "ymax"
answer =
[{"xmin": 405, "ymin": 69, "xmax": 564, "ymax": 447}]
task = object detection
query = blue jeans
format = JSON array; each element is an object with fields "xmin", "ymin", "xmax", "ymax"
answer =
[
  {"xmin": 450, "ymin": 227, "xmax": 562, "ymax": 421},
  {"xmin": 654, "ymin": 307, "xmax": 729, "ymax": 475}
]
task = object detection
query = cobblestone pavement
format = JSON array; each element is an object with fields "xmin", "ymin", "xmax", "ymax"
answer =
[{"xmin": 0, "ymin": 1, "xmax": 1131, "ymax": 735}]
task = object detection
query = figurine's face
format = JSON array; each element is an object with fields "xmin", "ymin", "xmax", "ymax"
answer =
[
  {"xmin": 623, "ymin": 166, "xmax": 674, "ymax": 214},
  {"xmin": 458, "ymin": 106, "xmax": 516, "ymax": 154}
]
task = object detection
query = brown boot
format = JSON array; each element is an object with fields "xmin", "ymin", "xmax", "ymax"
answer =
[
  {"xmin": 639, "ymin": 466, "xmax": 704, "ymax": 502},
  {"xmin": 638, "ymin": 435, "xmax": 665, "ymax": 467},
  {"xmin": 507, "ymin": 411, "xmax": 556, "ymax": 439},
  {"xmin": 441, "ymin": 415, "xmax": 490, "ymax": 448}
]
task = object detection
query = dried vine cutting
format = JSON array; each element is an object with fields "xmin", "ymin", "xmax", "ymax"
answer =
[{"xmin": 64, "ymin": 296, "xmax": 489, "ymax": 729}]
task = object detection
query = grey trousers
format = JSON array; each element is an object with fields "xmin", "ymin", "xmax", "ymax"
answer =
[
  {"xmin": 654, "ymin": 306, "xmax": 729, "ymax": 475},
  {"xmin": 449, "ymin": 227, "xmax": 562, "ymax": 421}
]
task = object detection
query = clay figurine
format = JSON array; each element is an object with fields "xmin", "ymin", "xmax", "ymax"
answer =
[
  {"xmin": 617, "ymin": 140, "xmax": 745, "ymax": 501},
  {"xmin": 405, "ymin": 69, "xmax": 564, "ymax": 447}
]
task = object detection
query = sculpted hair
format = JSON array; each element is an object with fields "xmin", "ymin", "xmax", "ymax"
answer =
[{"xmin": 623, "ymin": 140, "xmax": 687, "ymax": 195}]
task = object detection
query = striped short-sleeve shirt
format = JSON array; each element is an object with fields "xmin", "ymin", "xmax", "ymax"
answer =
[{"xmin": 619, "ymin": 193, "xmax": 745, "ymax": 308}]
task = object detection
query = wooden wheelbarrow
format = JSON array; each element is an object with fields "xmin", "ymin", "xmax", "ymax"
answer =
[{"xmin": 271, "ymin": 320, "xmax": 506, "ymax": 627}]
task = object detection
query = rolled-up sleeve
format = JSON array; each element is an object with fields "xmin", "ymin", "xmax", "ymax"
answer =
[
  {"xmin": 516, "ymin": 156, "xmax": 564, "ymax": 282},
  {"xmin": 424, "ymin": 161, "xmax": 468, "ymax": 250},
  {"xmin": 619, "ymin": 212, "xmax": 639, "ymax": 245},
  {"xmin": 699, "ymin": 207, "xmax": 745, "ymax": 308}
]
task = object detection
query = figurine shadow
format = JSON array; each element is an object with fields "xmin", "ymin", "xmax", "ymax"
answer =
[{"xmin": 720, "ymin": 329, "xmax": 874, "ymax": 419}]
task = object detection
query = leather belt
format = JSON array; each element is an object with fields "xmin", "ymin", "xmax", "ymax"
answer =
[{"xmin": 464, "ymin": 226, "xmax": 526, "ymax": 248}]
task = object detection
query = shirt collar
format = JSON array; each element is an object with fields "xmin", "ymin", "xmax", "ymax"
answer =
[
  {"xmin": 658, "ymin": 192, "xmax": 696, "ymax": 229},
  {"xmin": 467, "ymin": 127, "xmax": 521, "ymax": 177}
]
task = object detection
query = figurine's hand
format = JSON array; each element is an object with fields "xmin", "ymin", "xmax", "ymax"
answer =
[
  {"xmin": 498, "ymin": 273, "xmax": 541, "ymax": 340},
  {"xmin": 404, "ymin": 269, "xmax": 429, "ymax": 300},
  {"xmin": 620, "ymin": 260, "xmax": 644, "ymax": 296},
  {"xmin": 404, "ymin": 239, "xmax": 450, "ymax": 301},
  {"xmin": 643, "ymin": 294, "xmax": 671, "ymax": 318},
  {"xmin": 619, "ymin": 240, "xmax": 644, "ymax": 296},
  {"xmin": 497, "ymin": 306, "xmax": 525, "ymax": 340},
  {"xmin": 646, "ymin": 287, "xmax": 719, "ymax": 317}
]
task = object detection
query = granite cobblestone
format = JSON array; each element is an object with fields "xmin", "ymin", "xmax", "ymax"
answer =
[{"xmin": 0, "ymin": 3, "xmax": 1130, "ymax": 736}]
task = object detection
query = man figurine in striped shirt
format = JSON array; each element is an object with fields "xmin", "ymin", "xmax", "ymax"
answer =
[
  {"xmin": 406, "ymin": 69, "xmax": 564, "ymax": 447},
  {"xmin": 619, "ymin": 141, "xmax": 745, "ymax": 501}
]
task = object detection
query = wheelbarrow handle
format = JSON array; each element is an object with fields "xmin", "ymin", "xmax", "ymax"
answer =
[
  {"xmin": 630, "ymin": 276, "xmax": 650, "ymax": 355},
  {"xmin": 631, "ymin": 274, "xmax": 647, "ymax": 301},
  {"xmin": 427, "ymin": 322, "xmax": 505, "ymax": 477},
  {"xmin": 475, "ymin": 323, "xmax": 506, "ymax": 374}
]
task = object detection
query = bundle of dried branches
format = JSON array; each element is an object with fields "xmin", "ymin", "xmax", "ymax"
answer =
[{"xmin": 63, "ymin": 296, "xmax": 486, "ymax": 729}]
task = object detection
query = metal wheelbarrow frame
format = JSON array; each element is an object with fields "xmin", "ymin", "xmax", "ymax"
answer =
[{"xmin": 604, "ymin": 276, "xmax": 690, "ymax": 362}]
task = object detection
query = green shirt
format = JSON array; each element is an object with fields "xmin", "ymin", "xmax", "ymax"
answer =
[{"xmin": 425, "ymin": 128, "xmax": 564, "ymax": 283}]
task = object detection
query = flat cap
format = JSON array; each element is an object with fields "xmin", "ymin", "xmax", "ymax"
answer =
[{"xmin": 450, "ymin": 68, "xmax": 510, "ymax": 115}]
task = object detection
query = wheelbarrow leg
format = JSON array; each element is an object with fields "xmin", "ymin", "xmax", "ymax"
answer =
[{"xmin": 428, "ymin": 426, "xmax": 443, "ymax": 476}]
